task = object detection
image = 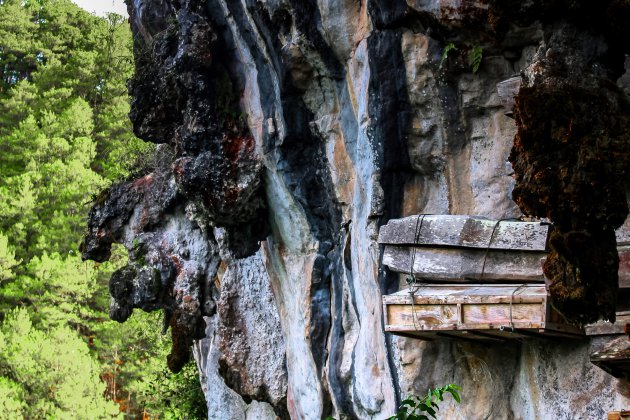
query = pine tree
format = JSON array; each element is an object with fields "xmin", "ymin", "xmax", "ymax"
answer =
[{"xmin": 0, "ymin": 1, "xmax": 207, "ymax": 417}]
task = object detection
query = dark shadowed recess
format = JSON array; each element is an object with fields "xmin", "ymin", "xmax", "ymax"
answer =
[{"xmin": 367, "ymin": 0, "xmax": 415, "ymax": 409}]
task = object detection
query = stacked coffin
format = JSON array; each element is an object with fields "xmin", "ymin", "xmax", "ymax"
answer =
[{"xmin": 378, "ymin": 215, "xmax": 584, "ymax": 341}]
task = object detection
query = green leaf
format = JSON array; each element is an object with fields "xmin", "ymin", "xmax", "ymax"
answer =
[
  {"xmin": 468, "ymin": 45, "xmax": 483, "ymax": 74},
  {"xmin": 408, "ymin": 415, "xmax": 429, "ymax": 420},
  {"xmin": 440, "ymin": 42, "xmax": 457, "ymax": 68},
  {"xmin": 433, "ymin": 388, "xmax": 444, "ymax": 401},
  {"xmin": 448, "ymin": 389, "xmax": 461, "ymax": 403}
]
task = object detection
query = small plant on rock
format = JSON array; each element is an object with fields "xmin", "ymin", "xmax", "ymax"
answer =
[
  {"xmin": 468, "ymin": 46, "xmax": 483, "ymax": 74},
  {"xmin": 387, "ymin": 384, "xmax": 462, "ymax": 420},
  {"xmin": 439, "ymin": 42, "xmax": 457, "ymax": 68}
]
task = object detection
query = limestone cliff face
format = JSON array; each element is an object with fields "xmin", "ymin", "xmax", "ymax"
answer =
[{"xmin": 82, "ymin": 0, "xmax": 630, "ymax": 418}]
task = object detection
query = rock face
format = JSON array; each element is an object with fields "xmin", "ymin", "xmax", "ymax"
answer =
[
  {"xmin": 508, "ymin": 6, "xmax": 630, "ymax": 324},
  {"xmin": 82, "ymin": 0, "xmax": 630, "ymax": 418}
]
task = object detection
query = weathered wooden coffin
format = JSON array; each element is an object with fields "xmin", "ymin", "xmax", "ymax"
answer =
[
  {"xmin": 379, "ymin": 215, "xmax": 550, "ymax": 283},
  {"xmin": 585, "ymin": 311, "xmax": 630, "ymax": 336},
  {"xmin": 382, "ymin": 284, "xmax": 583, "ymax": 340},
  {"xmin": 380, "ymin": 215, "xmax": 630, "ymax": 285},
  {"xmin": 379, "ymin": 215, "xmax": 584, "ymax": 340}
]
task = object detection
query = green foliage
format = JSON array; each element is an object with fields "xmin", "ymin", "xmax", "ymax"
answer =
[
  {"xmin": 93, "ymin": 309, "xmax": 208, "ymax": 419},
  {"xmin": 387, "ymin": 384, "xmax": 462, "ymax": 420},
  {"xmin": 439, "ymin": 42, "xmax": 457, "ymax": 68},
  {"xmin": 0, "ymin": 1, "xmax": 151, "ymax": 261},
  {"xmin": 0, "ymin": 376, "xmax": 24, "ymax": 419},
  {"xmin": 468, "ymin": 46, "xmax": 483, "ymax": 74},
  {"xmin": 0, "ymin": 233, "xmax": 19, "ymax": 283},
  {"xmin": 0, "ymin": 308, "xmax": 121, "ymax": 418},
  {"xmin": 439, "ymin": 43, "xmax": 483, "ymax": 74},
  {"xmin": 0, "ymin": 1, "xmax": 204, "ymax": 418},
  {"xmin": 142, "ymin": 358, "xmax": 208, "ymax": 419}
]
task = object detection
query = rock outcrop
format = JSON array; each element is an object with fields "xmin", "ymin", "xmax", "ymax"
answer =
[
  {"xmin": 82, "ymin": 0, "xmax": 630, "ymax": 418},
  {"xmin": 509, "ymin": 5, "xmax": 630, "ymax": 324}
]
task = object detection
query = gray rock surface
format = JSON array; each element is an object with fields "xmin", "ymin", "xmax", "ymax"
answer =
[{"xmin": 83, "ymin": 0, "xmax": 630, "ymax": 418}]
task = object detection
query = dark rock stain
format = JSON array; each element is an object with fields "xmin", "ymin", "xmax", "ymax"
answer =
[{"xmin": 509, "ymin": 18, "xmax": 630, "ymax": 323}]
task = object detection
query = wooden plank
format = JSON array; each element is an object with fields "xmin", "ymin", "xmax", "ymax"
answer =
[
  {"xmin": 386, "ymin": 326, "xmax": 582, "ymax": 340},
  {"xmin": 383, "ymin": 245, "xmax": 546, "ymax": 282},
  {"xmin": 435, "ymin": 331, "xmax": 494, "ymax": 344},
  {"xmin": 382, "ymin": 284, "xmax": 584, "ymax": 338},
  {"xmin": 385, "ymin": 304, "xmax": 458, "ymax": 329},
  {"xmin": 384, "ymin": 284, "xmax": 547, "ymax": 297},
  {"xmin": 382, "ymin": 284, "xmax": 548, "ymax": 305},
  {"xmin": 384, "ymin": 293, "xmax": 545, "ymax": 305},
  {"xmin": 586, "ymin": 322, "xmax": 625, "ymax": 336},
  {"xmin": 535, "ymin": 324, "xmax": 585, "ymax": 337},
  {"xmin": 608, "ymin": 412, "xmax": 630, "ymax": 420},
  {"xmin": 585, "ymin": 312, "xmax": 630, "ymax": 336},
  {"xmin": 462, "ymin": 303, "xmax": 544, "ymax": 324},
  {"xmin": 471, "ymin": 329, "xmax": 550, "ymax": 340},
  {"xmin": 378, "ymin": 215, "xmax": 549, "ymax": 251},
  {"xmin": 457, "ymin": 327, "xmax": 582, "ymax": 339},
  {"xmin": 465, "ymin": 330, "xmax": 510, "ymax": 341}
]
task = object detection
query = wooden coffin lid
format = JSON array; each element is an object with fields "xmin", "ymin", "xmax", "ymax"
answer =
[{"xmin": 378, "ymin": 215, "xmax": 550, "ymax": 252}]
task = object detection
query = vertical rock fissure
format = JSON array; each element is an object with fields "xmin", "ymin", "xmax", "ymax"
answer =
[{"xmin": 366, "ymin": 19, "xmax": 414, "ymax": 409}]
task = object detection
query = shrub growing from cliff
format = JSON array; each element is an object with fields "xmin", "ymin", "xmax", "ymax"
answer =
[{"xmin": 388, "ymin": 384, "xmax": 462, "ymax": 420}]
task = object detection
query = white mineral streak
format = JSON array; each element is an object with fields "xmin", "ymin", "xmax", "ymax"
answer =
[
  {"xmin": 345, "ymin": 37, "xmax": 397, "ymax": 417},
  {"xmin": 193, "ymin": 316, "xmax": 248, "ymax": 420},
  {"xmin": 262, "ymin": 244, "xmax": 323, "ymax": 419}
]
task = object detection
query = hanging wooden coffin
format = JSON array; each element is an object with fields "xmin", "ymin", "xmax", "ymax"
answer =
[
  {"xmin": 382, "ymin": 283, "xmax": 583, "ymax": 340},
  {"xmin": 590, "ymin": 335, "xmax": 630, "ymax": 379},
  {"xmin": 378, "ymin": 215, "xmax": 584, "ymax": 340},
  {"xmin": 378, "ymin": 215, "xmax": 550, "ymax": 283}
]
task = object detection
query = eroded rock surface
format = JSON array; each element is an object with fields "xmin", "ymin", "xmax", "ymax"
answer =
[
  {"xmin": 509, "ymin": 7, "xmax": 630, "ymax": 324},
  {"xmin": 83, "ymin": 0, "xmax": 630, "ymax": 418},
  {"xmin": 82, "ymin": 146, "xmax": 220, "ymax": 372}
]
